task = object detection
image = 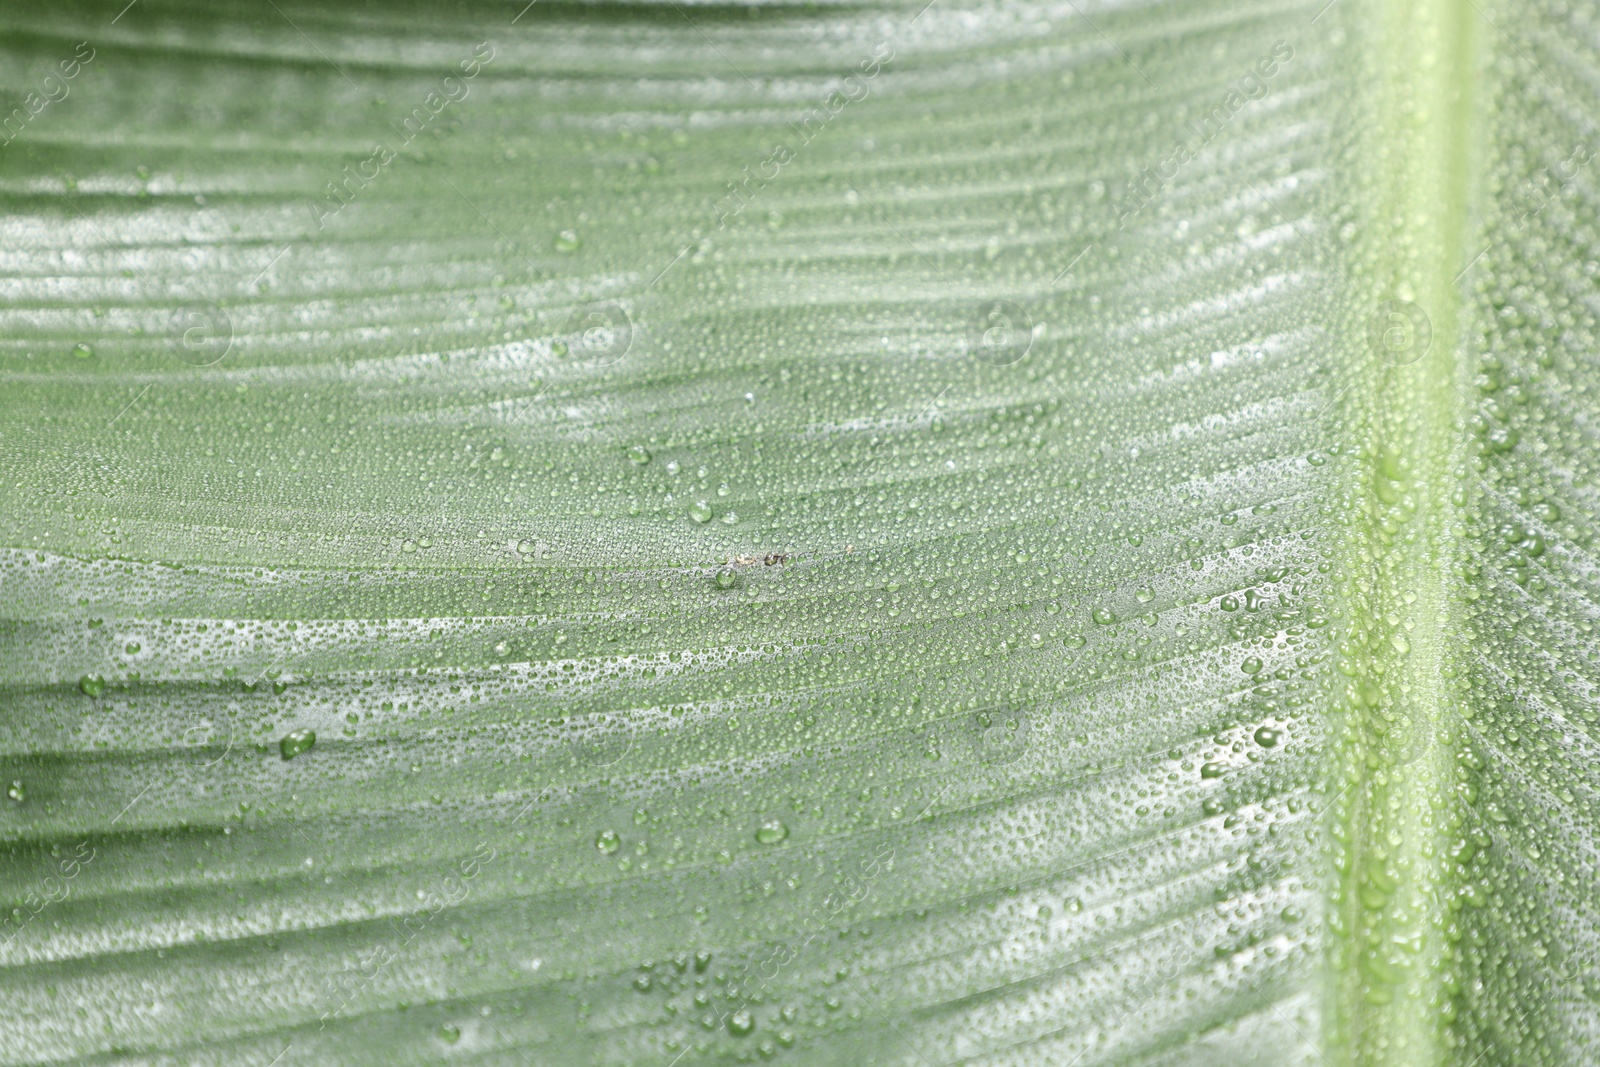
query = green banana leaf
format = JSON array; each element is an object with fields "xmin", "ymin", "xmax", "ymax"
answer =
[{"xmin": 1, "ymin": 0, "xmax": 1595, "ymax": 1063}]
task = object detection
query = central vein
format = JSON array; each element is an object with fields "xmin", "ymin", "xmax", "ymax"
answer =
[{"xmin": 1328, "ymin": 0, "xmax": 1479, "ymax": 1063}]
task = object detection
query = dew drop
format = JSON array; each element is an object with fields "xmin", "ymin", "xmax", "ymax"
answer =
[
  {"xmin": 279, "ymin": 729, "xmax": 315, "ymax": 760},
  {"xmin": 595, "ymin": 829, "xmax": 622, "ymax": 854},
  {"xmin": 755, "ymin": 819, "xmax": 789, "ymax": 845}
]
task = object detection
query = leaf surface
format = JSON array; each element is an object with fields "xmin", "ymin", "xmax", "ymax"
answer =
[{"xmin": 0, "ymin": 0, "xmax": 1596, "ymax": 1064}]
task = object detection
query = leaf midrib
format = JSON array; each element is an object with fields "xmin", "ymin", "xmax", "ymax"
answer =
[{"xmin": 1330, "ymin": 0, "xmax": 1480, "ymax": 1062}]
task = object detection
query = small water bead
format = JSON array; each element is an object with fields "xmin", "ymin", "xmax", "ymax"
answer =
[
  {"xmin": 688, "ymin": 501, "xmax": 713, "ymax": 524},
  {"xmin": 595, "ymin": 829, "xmax": 622, "ymax": 854},
  {"xmin": 438, "ymin": 1024, "xmax": 461, "ymax": 1043},
  {"xmin": 627, "ymin": 445, "xmax": 652, "ymax": 466},
  {"xmin": 1063, "ymin": 635, "xmax": 1086, "ymax": 648},
  {"xmin": 554, "ymin": 229, "xmax": 581, "ymax": 253},
  {"xmin": 1135, "ymin": 587, "xmax": 1154, "ymax": 603},
  {"xmin": 79, "ymin": 674, "xmax": 105, "ymax": 697},
  {"xmin": 755, "ymin": 819, "xmax": 789, "ymax": 845},
  {"xmin": 727, "ymin": 1009, "xmax": 755, "ymax": 1037},
  {"xmin": 6, "ymin": 780, "xmax": 24, "ymax": 803},
  {"xmin": 401, "ymin": 539, "xmax": 418, "ymax": 554},
  {"xmin": 1219, "ymin": 595, "xmax": 1240, "ymax": 612},
  {"xmin": 1091, "ymin": 607, "xmax": 1116, "ymax": 625},
  {"xmin": 279, "ymin": 729, "xmax": 316, "ymax": 759},
  {"xmin": 1241, "ymin": 656, "xmax": 1264, "ymax": 675},
  {"xmin": 1254, "ymin": 726, "xmax": 1282, "ymax": 747},
  {"xmin": 124, "ymin": 642, "xmax": 140, "ymax": 654},
  {"xmin": 715, "ymin": 568, "xmax": 738, "ymax": 589},
  {"xmin": 73, "ymin": 342, "xmax": 94, "ymax": 359},
  {"xmin": 720, "ymin": 510, "xmax": 739, "ymax": 525}
]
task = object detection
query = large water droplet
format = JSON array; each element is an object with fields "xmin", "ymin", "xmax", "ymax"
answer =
[{"xmin": 279, "ymin": 729, "xmax": 316, "ymax": 760}]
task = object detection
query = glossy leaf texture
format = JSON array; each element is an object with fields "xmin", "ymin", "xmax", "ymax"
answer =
[{"xmin": 0, "ymin": 0, "xmax": 1596, "ymax": 1063}]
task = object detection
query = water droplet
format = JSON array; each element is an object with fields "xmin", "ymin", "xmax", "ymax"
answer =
[
  {"xmin": 124, "ymin": 642, "xmax": 140, "ymax": 654},
  {"xmin": 1254, "ymin": 726, "xmax": 1282, "ymax": 747},
  {"xmin": 554, "ymin": 229, "xmax": 581, "ymax": 253},
  {"xmin": 73, "ymin": 342, "xmax": 94, "ymax": 359},
  {"xmin": 728, "ymin": 1009, "xmax": 755, "ymax": 1037},
  {"xmin": 627, "ymin": 445, "xmax": 652, "ymax": 466},
  {"xmin": 438, "ymin": 1024, "xmax": 461, "ymax": 1043},
  {"xmin": 6, "ymin": 780, "xmax": 24, "ymax": 803},
  {"xmin": 1091, "ymin": 607, "xmax": 1116, "ymax": 625},
  {"xmin": 1135, "ymin": 587, "xmax": 1154, "ymax": 603},
  {"xmin": 279, "ymin": 729, "xmax": 316, "ymax": 760},
  {"xmin": 715, "ymin": 568, "xmax": 738, "ymax": 590},
  {"xmin": 688, "ymin": 501, "xmax": 713, "ymax": 524},
  {"xmin": 1219, "ymin": 595, "xmax": 1240, "ymax": 612},
  {"xmin": 596, "ymin": 829, "xmax": 622, "ymax": 854},
  {"xmin": 755, "ymin": 819, "xmax": 789, "ymax": 845},
  {"xmin": 401, "ymin": 539, "xmax": 418, "ymax": 554},
  {"xmin": 1201, "ymin": 761, "xmax": 1226, "ymax": 779},
  {"xmin": 1241, "ymin": 656, "xmax": 1264, "ymax": 675},
  {"xmin": 79, "ymin": 674, "xmax": 105, "ymax": 697}
]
